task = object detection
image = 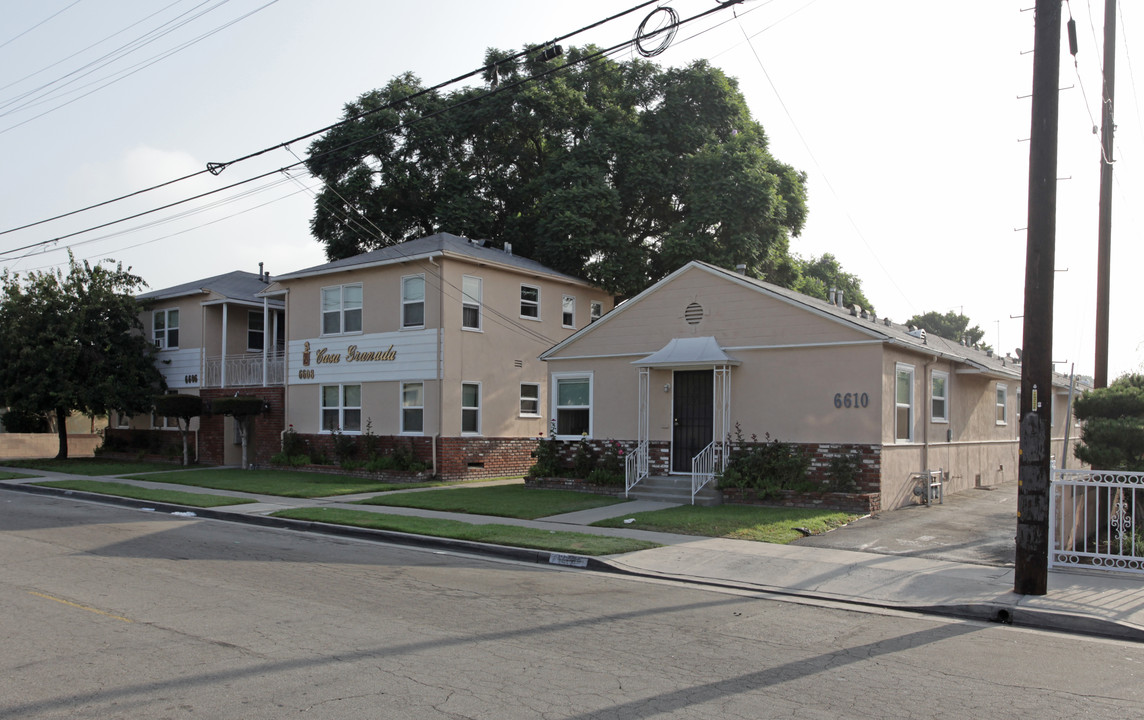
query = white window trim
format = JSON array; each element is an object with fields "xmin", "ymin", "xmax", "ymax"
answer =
[
  {"xmin": 461, "ymin": 381, "xmax": 481, "ymax": 436},
  {"xmin": 520, "ymin": 283, "xmax": 541, "ymax": 321},
  {"xmin": 552, "ymin": 372, "xmax": 593, "ymax": 440},
  {"xmin": 996, "ymin": 383, "xmax": 1008, "ymax": 426},
  {"xmin": 930, "ymin": 370, "xmax": 949, "ymax": 423},
  {"xmin": 519, "ymin": 383, "xmax": 541, "ymax": 418},
  {"xmin": 320, "ymin": 383, "xmax": 362, "ymax": 434},
  {"xmin": 461, "ymin": 275, "xmax": 482, "ymax": 332},
  {"xmin": 247, "ymin": 309, "xmax": 264, "ymax": 352},
  {"xmin": 590, "ymin": 301, "xmax": 603, "ymax": 323},
  {"xmin": 320, "ymin": 283, "xmax": 363, "ymax": 337},
  {"xmin": 153, "ymin": 308, "xmax": 179, "ymax": 350},
  {"xmin": 562, "ymin": 295, "xmax": 576, "ymax": 329},
  {"xmin": 402, "ymin": 274, "xmax": 426, "ymax": 330},
  {"xmin": 400, "ymin": 381, "xmax": 424, "ymax": 435},
  {"xmin": 895, "ymin": 363, "xmax": 914, "ymax": 443}
]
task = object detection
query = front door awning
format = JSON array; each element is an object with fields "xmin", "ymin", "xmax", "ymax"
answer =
[{"xmin": 633, "ymin": 336, "xmax": 740, "ymax": 369}]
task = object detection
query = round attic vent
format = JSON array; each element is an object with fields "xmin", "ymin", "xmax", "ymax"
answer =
[{"xmin": 684, "ymin": 302, "xmax": 703, "ymax": 325}]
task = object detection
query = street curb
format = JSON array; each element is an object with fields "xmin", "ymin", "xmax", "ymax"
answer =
[{"xmin": 6, "ymin": 482, "xmax": 1143, "ymax": 642}]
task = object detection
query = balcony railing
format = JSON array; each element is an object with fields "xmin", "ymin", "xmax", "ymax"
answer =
[{"xmin": 203, "ymin": 351, "xmax": 284, "ymax": 388}]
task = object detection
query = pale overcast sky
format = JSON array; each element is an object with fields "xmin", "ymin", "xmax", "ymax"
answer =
[{"xmin": 1, "ymin": 1, "xmax": 1141, "ymax": 379}]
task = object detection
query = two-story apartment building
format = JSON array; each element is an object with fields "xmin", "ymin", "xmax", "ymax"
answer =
[
  {"xmin": 540, "ymin": 260, "xmax": 1081, "ymax": 509},
  {"xmin": 255, "ymin": 232, "xmax": 614, "ymax": 478},
  {"xmin": 118, "ymin": 269, "xmax": 286, "ymax": 464}
]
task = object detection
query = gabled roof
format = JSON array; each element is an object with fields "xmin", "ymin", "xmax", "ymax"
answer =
[
  {"xmin": 137, "ymin": 270, "xmax": 282, "ymax": 307},
  {"xmin": 543, "ymin": 260, "xmax": 1044, "ymax": 384},
  {"xmin": 269, "ymin": 232, "xmax": 592, "ymax": 286}
]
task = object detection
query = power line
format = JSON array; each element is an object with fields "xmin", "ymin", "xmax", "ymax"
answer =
[
  {"xmin": 1, "ymin": 1, "xmax": 741, "ymax": 260},
  {"xmin": 0, "ymin": 0, "xmax": 85, "ymax": 52}
]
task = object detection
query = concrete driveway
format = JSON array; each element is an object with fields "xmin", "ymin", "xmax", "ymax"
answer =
[{"xmin": 793, "ymin": 481, "xmax": 1019, "ymax": 567}]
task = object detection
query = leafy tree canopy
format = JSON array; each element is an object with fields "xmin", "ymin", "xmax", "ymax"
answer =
[
  {"xmin": 787, "ymin": 253, "xmax": 874, "ymax": 313},
  {"xmin": 1073, "ymin": 373, "xmax": 1144, "ymax": 471},
  {"xmin": 0, "ymin": 255, "xmax": 164, "ymax": 458},
  {"xmin": 906, "ymin": 310, "xmax": 990, "ymax": 350},
  {"xmin": 305, "ymin": 46, "xmax": 808, "ymax": 297}
]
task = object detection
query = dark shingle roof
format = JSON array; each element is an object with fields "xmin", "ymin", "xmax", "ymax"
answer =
[{"xmin": 137, "ymin": 270, "xmax": 282, "ymax": 306}]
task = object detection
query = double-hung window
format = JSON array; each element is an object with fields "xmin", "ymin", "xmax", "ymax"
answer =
[
  {"xmin": 930, "ymin": 370, "xmax": 949, "ymax": 423},
  {"xmin": 520, "ymin": 383, "xmax": 540, "ymax": 417},
  {"xmin": 401, "ymin": 382, "xmax": 424, "ymax": 434},
  {"xmin": 461, "ymin": 382, "xmax": 480, "ymax": 434},
  {"xmin": 402, "ymin": 275, "xmax": 425, "ymax": 329},
  {"xmin": 562, "ymin": 295, "xmax": 575, "ymax": 328},
  {"xmin": 996, "ymin": 384, "xmax": 1008, "ymax": 425},
  {"xmin": 248, "ymin": 310, "xmax": 264, "ymax": 351},
  {"xmin": 895, "ymin": 364, "xmax": 914, "ymax": 442},
  {"xmin": 321, "ymin": 384, "xmax": 361, "ymax": 433},
  {"xmin": 321, "ymin": 284, "xmax": 362, "ymax": 335},
  {"xmin": 554, "ymin": 374, "xmax": 591, "ymax": 437},
  {"xmin": 462, "ymin": 275, "xmax": 482, "ymax": 330},
  {"xmin": 520, "ymin": 284, "xmax": 540, "ymax": 320},
  {"xmin": 153, "ymin": 309, "xmax": 179, "ymax": 349},
  {"xmin": 590, "ymin": 301, "xmax": 603, "ymax": 323}
]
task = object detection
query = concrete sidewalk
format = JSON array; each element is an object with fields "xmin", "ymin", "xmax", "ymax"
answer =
[{"xmin": 3, "ymin": 467, "xmax": 1143, "ymax": 642}]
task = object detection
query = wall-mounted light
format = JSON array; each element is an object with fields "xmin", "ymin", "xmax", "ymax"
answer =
[{"xmin": 663, "ymin": 384, "xmax": 671, "ymax": 393}]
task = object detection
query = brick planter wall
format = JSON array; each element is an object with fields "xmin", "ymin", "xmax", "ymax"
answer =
[
  {"xmin": 199, "ymin": 387, "xmax": 285, "ymax": 466},
  {"xmin": 721, "ymin": 487, "xmax": 881, "ymax": 514},
  {"xmin": 544, "ymin": 438, "xmax": 671, "ymax": 476},
  {"xmin": 101, "ymin": 428, "xmax": 190, "ymax": 462}
]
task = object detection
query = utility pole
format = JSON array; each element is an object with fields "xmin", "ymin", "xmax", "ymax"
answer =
[
  {"xmin": 1015, "ymin": 0, "xmax": 1061, "ymax": 596},
  {"xmin": 1094, "ymin": 0, "xmax": 1116, "ymax": 389}
]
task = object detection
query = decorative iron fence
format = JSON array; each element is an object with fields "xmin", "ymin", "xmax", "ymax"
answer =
[
  {"xmin": 1050, "ymin": 468, "xmax": 1144, "ymax": 575},
  {"xmin": 690, "ymin": 440, "xmax": 722, "ymax": 505},
  {"xmin": 624, "ymin": 440, "xmax": 649, "ymax": 497},
  {"xmin": 203, "ymin": 352, "xmax": 285, "ymax": 388}
]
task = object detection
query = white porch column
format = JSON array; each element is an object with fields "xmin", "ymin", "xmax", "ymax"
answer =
[
  {"xmin": 221, "ymin": 303, "xmax": 228, "ymax": 388},
  {"xmin": 262, "ymin": 298, "xmax": 269, "ymax": 387}
]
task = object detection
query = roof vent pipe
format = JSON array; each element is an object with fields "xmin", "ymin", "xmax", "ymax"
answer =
[
  {"xmin": 735, "ymin": 263, "xmax": 747, "ymax": 275},
  {"xmin": 504, "ymin": 243, "xmax": 513, "ymax": 256},
  {"xmin": 828, "ymin": 287, "xmax": 837, "ymax": 305},
  {"xmin": 258, "ymin": 262, "xmax": 264, "ymax": 278},
  {"xmin": 836, "ymin": 290, "xmax": 844, "ymax": 308}
]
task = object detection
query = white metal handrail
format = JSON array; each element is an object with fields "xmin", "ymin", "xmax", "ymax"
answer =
[
  {"xmin": 203, "ymin": 351, "xmax": 284, "ymax": 388},
  {"xmin": 691, "ymin": 441, "xmax": 720, "ymax": 505},
  {"xmin": 1050, "ymin": 469, "xmax": 1144, "ymax": 575},
  {"xmin": 625, "ymin": 440, "xmax": 649, "ymax": 497}
]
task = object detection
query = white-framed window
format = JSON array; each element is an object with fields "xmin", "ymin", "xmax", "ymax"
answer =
[
  {"xmin": 895, "ymin": 363, "xmax": 914, "ymax": 442},
  {"xmin": 153, "ymin": 308, "xmax": 179, "ymax": 349},
  {"xmin": 996, "ymin": 384, "xmax": 1008, "ymax": 425},
  {"xmin": 520, "ymin": 383, "xmax": 540, "ymax": 417},
  {"xmin": 248, "ymin": 310, "xmax": 264, "ymax": 351},
  {"xmin": 401, "ymin": 381, "xmax": 424, "ymax": 434},
  {"xmin": 590, "ymin": 301, "xmax": 603, "ymax": 323},
  {"xmin": 321, "ymin": 384, "xmax": 361, "ymax": 433},
  {"xmin": 321, "ymin": 284, "xmax": 362, "ymax": 335},
  {"xmin": 461, "ymin": 382, "xmax": 481, "ymax": 434},
  {"xmin": 930, "ymin": 370, "xmax": 949, "ymax": 423},
  {"xmin": 520, "ymin": 284, "xmax": 540, "ymax": 320},
  {"xmin": 553, "ymin": 373, "xmax": 592, "ymax": 438},
  {"xmin": 562, "ymin": 295, "xmax": 575, "ymax": 328},
  {"xmin": 402, "ymin": 274, "xmax": 425, "ymax": 329},
  {"xmin": 115, "ymin": 411, "xmax": 130, "ymax": 428},
  {"xmin": 462, "ymin": 275, "xmax": 482, "ymax": 331}
]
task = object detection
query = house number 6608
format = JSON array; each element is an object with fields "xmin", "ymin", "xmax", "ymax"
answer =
[{"xmin": 834, "ymin": 392, "xmax": 869, "ymax": 409}]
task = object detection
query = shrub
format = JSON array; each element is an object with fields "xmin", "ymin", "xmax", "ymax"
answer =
[
  {"xmin": 529, "ymin": 422, "xmax": 562, "ymax": 477},
  {"xmin": 362, "ymin": 418, "xmax": 380, "ymax": 459},
  {"xmin": 331, "ymin": 426, "xmax": 358, "ymax": 464},
  {"xmin": 826, "ymin": 451, "xmax": 861, "ymax": 493},
  {"xmin": 571, "ymin": 435, "xmax": 598, "ymax": 478},
  {"xmin": 718, "ymin": 424, "xmax": 812, "ymax": 497},
  {"xmin": 0, "ymin": 408, "xmax": 49, "ymax": 433},
  {"xmin": 281, "ymin": 425, "xmax": 305, "ymax": 457}
]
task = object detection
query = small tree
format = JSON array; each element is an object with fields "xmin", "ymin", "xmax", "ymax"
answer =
[
  {"xmin": 1073, "ymin": 373, "xmax": 1144, "ymax": 471},
  {"xmin": 210, "ymin": 396, "xmax": 266, "ymax": 470},
  {"xmin": 153, "ymin": 394, "xmax": 203, "ymax": 466}
]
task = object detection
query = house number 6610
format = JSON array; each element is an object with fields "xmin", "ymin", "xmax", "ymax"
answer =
[{"xmin": 834, "ymin": 392, "xmax": 869, "ymax": 409}]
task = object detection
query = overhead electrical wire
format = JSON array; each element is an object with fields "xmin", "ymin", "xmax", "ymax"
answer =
[
  {"xmin": 0, "ymin": 0, "xmax": 665, "ymax": 238},
  {"xmin": 0, "ymin": 0, "xmax": 85, "ymax": 52},
  {"xmin": 0, "ymin": 0, "xmax": 745, "ymax": 260}
]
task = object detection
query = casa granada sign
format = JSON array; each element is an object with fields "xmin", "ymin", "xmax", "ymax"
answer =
[{"xmin": 301, "ymin": 340, "xmax": 397, "ymax": 371}]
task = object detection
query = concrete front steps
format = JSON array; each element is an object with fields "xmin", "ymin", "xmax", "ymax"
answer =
[{"xmin": 625, "ymin": 474, "xmax": 722, "ymax": 506}]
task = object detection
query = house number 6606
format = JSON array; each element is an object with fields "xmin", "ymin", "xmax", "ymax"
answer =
[{"xmin": 834, "ymin": 392, "xmax": 869, "ymax": 409}]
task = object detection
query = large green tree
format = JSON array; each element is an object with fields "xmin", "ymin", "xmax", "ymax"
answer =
[
  {"xmin": 906, "ymin": 310, "xmax": 990, "ymax": 350},
  {"xmin": 1073, "ymin": 373, "xmax": 1144, "ymax": 471},
  {"xmin": 305, "ymin": 46, "xmax": 808, "ymax": 297},
  {"xmin": 0, "ymin": 256, "xmax": 165, "ymax": 458},
  {"xmin": 789, "ymin": 253, "xmax": 874, "ymax": 313}
]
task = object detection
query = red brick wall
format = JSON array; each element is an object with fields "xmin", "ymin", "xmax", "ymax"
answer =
[
  {"xmin": 291, "ymin": 433, "xmax": 541, "ymax": 481},
  {"xmin": 199, "ymin": 387, "xmax": 285, "ymax": 466}
]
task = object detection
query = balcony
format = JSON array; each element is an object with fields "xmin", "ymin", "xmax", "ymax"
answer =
[{"xmin": 203, "ymin": 351, "xmax": 285, "ymax": 388}]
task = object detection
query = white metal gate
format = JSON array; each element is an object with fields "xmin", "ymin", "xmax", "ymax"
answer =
[{"xmin": 1050, "ymin": 469, "xmax": 1144, "ymax": 575}]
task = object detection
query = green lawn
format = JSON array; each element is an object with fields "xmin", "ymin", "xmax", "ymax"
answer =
[
  {"xmin": 119, "ymin": 468, "xmax": 449, "ymax": 498},
  {"xmin": 356, "ymin": 484, "xmax": 629, "ymax": 520},
  {"xmin": 1, "ymin": 458, "xmax": 187, "ymax": 476},
  {"xmin": 272, "ymin": 507, "xmax": 658, "ymax": 556},
  {"xmin": 591, "ymin": 504, "xmax": 858, "ymax": 544},
  {"xmin": 0, "ymin": 471, "xmax": 39, "ymax": 480},
  {"xmin": 35, "ymin": 479, "xmax": 257, "ymax": 508}
]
